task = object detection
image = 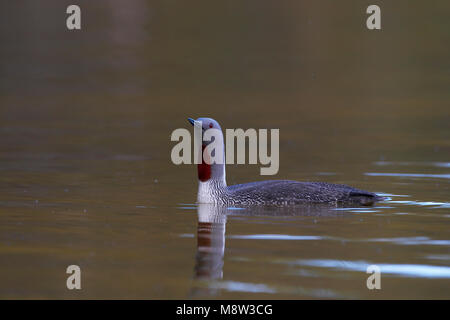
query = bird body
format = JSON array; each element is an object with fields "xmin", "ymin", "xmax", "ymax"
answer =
[
  {"xmin": 198, "ymin": 179, "xmax": 379, "ymax": 206},
  {"xmin": 188, "ymin": 117, "xmax": 381, "ymax": 206}
]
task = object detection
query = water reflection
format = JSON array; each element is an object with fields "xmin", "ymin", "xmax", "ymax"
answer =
[
  {"xmin": 187, "ymin": 198, "xmax": 450, "ymax": 298},
  {"xmin": 191, "ymin": 202, "xmax": 376, "ymax": 281},
  {"xmin": 189, "ymin": 203, "xmax": 368, "ymax": 297},
  {"xmin": 189, "ymin": 204, "xmax": 227, "ymax": 297},
  {"xmin": 194, "ymin": 204, "xmax": 227, "ymax": 280}
]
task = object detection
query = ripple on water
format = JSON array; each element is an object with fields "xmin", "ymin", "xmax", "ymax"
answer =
[
  {"xmin": 209, "ymin": 233, "xmax": 450, "ymax": 247},
  {"xmin": 387, "ymin": 200, "xmax": 450, "ymax": 209},
  {"xmin": 208, "ymin": 281, "xmax": 276, "ymax": 294},
  {"xmin": 228, "ymin": 234, "xmax": 324, "ymax": 240},
  {"xmin": 365, "ymin": 236, "xmax": 450, "ymax": 246},
  {"xmin": 374, "ymin": 161, "xmax": 450, "ymax": 168},
  {"xmin": 283, "ymin": 259, "xmax": 450, "ymax": 279},
  {"xmin": 365, "ymin": 172, "xmax": 450, "ymax": 179},
  {"xmin": 206, "ymin": 280, "xmax": 340, "ymax": 298}
]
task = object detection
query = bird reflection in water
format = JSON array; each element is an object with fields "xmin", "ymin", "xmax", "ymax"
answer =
[
  {"xmin": 194, "ymin": 204, "xmax": 227, "ymax": 279},
  {"xmin": 189, "ymin": 204, "xmax": 227, "ymax": 297},
  {"xmin": 189, "ymin": 203, "xmax": 349, "ymax": 297}
]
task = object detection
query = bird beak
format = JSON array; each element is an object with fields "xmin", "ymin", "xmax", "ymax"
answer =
[{"xmin": 187, "ymin": 118, "xmax": 196, "ymax": 126}]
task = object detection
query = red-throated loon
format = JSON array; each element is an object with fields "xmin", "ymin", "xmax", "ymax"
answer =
[{"xmin": 188, "ymin": 117, "xmax": 382, "ymax": 206}]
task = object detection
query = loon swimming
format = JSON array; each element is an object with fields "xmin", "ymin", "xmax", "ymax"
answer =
[{"xmin": 188, "ymin": 117, "xmax": 382, "ymax": 206}]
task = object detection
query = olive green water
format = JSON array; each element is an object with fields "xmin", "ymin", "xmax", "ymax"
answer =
[{"xmin": 0, "ymin": 1, "xmax": 449, "ymax": 299}]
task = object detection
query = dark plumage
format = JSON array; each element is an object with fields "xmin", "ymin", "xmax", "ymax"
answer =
[{"xmin": 227, "ymin": 180, "xmax": 381, "ymax": 206}]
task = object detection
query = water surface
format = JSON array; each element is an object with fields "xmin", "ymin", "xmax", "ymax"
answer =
[{"xmin": 0, "ymin": 1, "xmax": 449, "ymax": 299}]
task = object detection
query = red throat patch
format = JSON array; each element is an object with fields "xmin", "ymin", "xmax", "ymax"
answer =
[{"xmin": 198, "ymin": 144, "xmax": 211, "ymax": 182}]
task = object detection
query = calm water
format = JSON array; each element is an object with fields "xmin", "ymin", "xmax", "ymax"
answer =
[{"xmin": 0, "ymin": 1, "xmax": 449, "ymax": 299}]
